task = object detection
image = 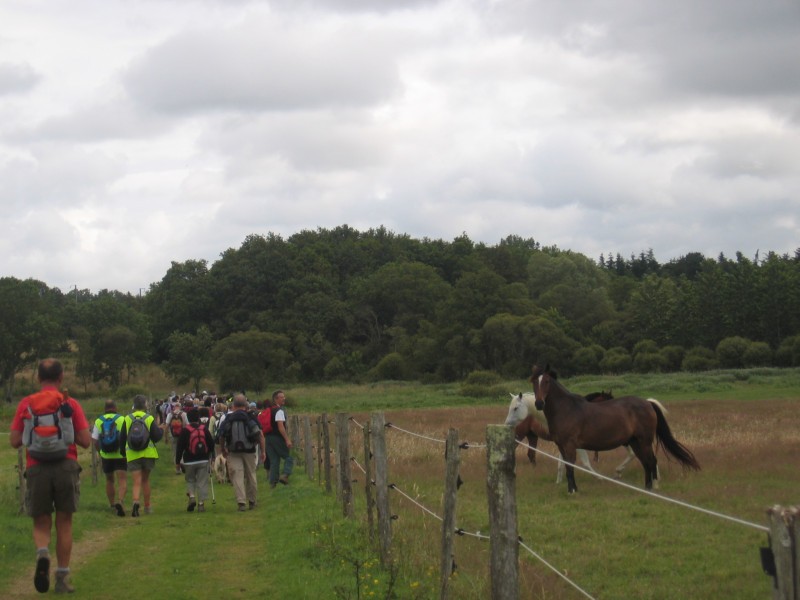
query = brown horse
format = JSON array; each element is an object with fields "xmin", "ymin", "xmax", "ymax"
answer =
[{"xmin": 530, "ymin": 364, "xmax": 700, "ymax": 493}]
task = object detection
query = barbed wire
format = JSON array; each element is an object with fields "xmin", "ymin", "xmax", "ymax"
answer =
[
  {"xmin": 385, "ymin": 422, "xmax": 446, "ymax": 444},
  {"xmin": 515, "ymin": 439, "xmax": 769, "ymax": 532}
]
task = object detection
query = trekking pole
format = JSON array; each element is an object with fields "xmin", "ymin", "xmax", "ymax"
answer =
[{"xmin": 209, "ymin": 460, "xmax": 216, "ymax": 504}]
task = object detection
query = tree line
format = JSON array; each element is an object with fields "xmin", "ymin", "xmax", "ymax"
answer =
[{"xmin": 2, "ymin": 225, "xmax": 800, "ymax": 399}]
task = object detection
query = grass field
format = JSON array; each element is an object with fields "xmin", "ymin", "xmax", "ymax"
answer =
[{"xmin": 1, "ymin": 367, "xmax": 798, "ymax": 598}]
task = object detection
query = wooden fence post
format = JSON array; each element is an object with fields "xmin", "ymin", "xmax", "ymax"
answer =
[
  {"xmin": 302, "ymin": 416, "xmax": 314, "ymax": 480},
  {"xmin": 316, "ymin": 416, "xmax": 323, "ymax": 486},
  {"xmin": 767, "ymin": 505, "xmax": 799, "ymax": 600},
  {"xmin": 322, "ymin": 413, "xmax": 332, "ymax": 493},
  {"xmin": 335, "ymin": 413, "xmax": 354, "ymax": 518},
  {"xmin": 439, "ymin": 428, "xmax": 461, "ymax": 600},
  {"xmin": 290, "ymin": 415, "xmax": 301, "ymax": 461},
  {"xmin": 362, "ymin": 420, "xmax": 375, "ymax": 542},
  {"xmin": 371, "ymin": 411, "xmax": 392, "ymax": 566},
  {"xmin": 486, "ymin": 424, "xmax": 518, "ymax": 600}
]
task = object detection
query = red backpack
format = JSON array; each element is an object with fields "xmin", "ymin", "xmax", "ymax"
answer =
[
  {"xmin": 258, "ymin": 406, "xmax": 275, "ymax": 435},
  {"xmin": 186, "ymin": 423, "xmax": 208, "ymax": 456},
  {"xmin": 170, "ymin": 414, "xmax": 184, "ymax": 437}
]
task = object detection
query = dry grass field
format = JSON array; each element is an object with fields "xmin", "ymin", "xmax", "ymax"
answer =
[{"xmin": 342, "ymin": 398, "xmax": 800, "ymax": 599}]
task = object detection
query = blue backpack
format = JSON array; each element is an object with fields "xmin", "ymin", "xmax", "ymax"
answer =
[{"xmin": 99, "ymin": 414, "xmax": 121, "ymax": 454}]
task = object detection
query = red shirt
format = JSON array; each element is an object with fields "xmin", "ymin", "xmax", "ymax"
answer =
[{"xmin": 10, "ymin": 386, "xmax": 89, "ymax": 467}]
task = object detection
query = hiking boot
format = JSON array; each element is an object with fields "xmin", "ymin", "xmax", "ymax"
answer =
[
  {"xmin": 144, "ymin": 506, "xmax": 153, "ymax": 515},
  {"xmin": 269, "ymin": 482, "xmax": 277, "ymax": 489},
  {"xmin": 197, "ymin": 503, "xmax": 205, "ymax": 513},
  {"xmin": 34, "ymin": 553, "xmax": 49, "ymax": 593},
  {"xmin": 115, "ymin": 503, "xmax": 125, "ymax": 517},
  {"xmin": 237, "ymin": 503, "xmax": 247, "ymax": 512},
  {"xmin": 54, "ymin": 570, "xmax": 74, "ymax": 594},
  {"xmin": 279, "ymin": 474, "xmax": 289, "ymax": 485},
  {"xmin": 131, "ymin": 502, "xmax": 140, "ymax": 518},
  {"xmin": 248, "ymin": 500, "xmax": 256, "ymax": 510},
  {"xmin": 187, "ymin": 497, "xmax": 196, "ymax": 512}
]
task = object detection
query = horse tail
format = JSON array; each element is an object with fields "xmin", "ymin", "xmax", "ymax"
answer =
[
  {"xmin": 649, "ymin": 401, "xmax": 701, "ymax": 471},
  {"xmin": 646, "ymin": 397, "xmax": 668, "ymax": 415}
]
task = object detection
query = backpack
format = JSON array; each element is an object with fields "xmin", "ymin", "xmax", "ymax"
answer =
[
  {"xmin": 187, "ymin": 423, "xmax": 208, "ymax": 456},
  {"xmin": 258, "ymin": 406, "xmax": 275, "ymax": 435},
  {"xmin": 22, "ymin": 390, "xmax": 75, "ymax": 462},
  {"xmin": 127, "ymin": 415, "xmax": 151, "ymax": 451},
  {"xmin": 225, "ymin": 412, "xmax": 258, "ymax": 452},
  {"xmin": 99, "ymin": 414, "xmax": 121, "ymax": 454},
  {"xmin": 170, "ymin": 414, "xmax": 184, "ymax": 438}
]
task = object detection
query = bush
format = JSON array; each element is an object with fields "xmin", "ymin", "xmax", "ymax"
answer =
[
  {"xmin": 743, "ymin": 342, "xmax": 772, "ymax": 367},
  {"xmin": 633, "ymin": 351, "xmax": 667, "ymax": 373},
  {"xmin": 463, "ymin": 370, "xmax": 502, "ymax": 386},
  {"xmin": 572, "ymin": 345, "xmax": 605, "ymax": 374},
  {"xmin": 775, "ymin": 335, "xmax": 800, "ymax": 367},
  {"xmin": 369, "ymin": 352, "xmax": 408, "ymax": 381},
  {"xmin": 716, "ymin": 336, "xmax": 750, "ymax": 368},
  {"xmin": 660, "ymin": 345, "xmax": 685, "ymax": 371},
  {"xmin": 682, "ymin": 346, "xmax": 718, "ymax": 371},
  {"xmin": 599, "ymin": 347, "xmax": 632, "ymax": 373},
  {"xmin": 113, "ymin": 384, "xmax": 149, "ymax": 401}
]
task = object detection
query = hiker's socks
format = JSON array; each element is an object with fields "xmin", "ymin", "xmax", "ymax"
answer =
[{"xmin": 55, "ymin": 567, "xmax": 74, "ymax": 593}]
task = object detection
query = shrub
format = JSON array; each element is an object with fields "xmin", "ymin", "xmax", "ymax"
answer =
[
  {"xmin": 716, "ymin": 336, "xmax": 750, "ymax": 368},
  {"xmin": 599, "ymin": 347, "xmax": 632, "ymax": 373},
  {"xmin": 463, "ymin": 370, "xmax": 502, "ymax": 386},
  {"xmin": 682, "ymin": 346, "xmax": 718, "ymax": 371},
  {"xmin": 743, "ymin": 342, "xmax": 772, "ymax": 367},
  {"xmin": 775, "ymin": 335, "xmax": 800, "ymax": 367},
  {"xmin": 113, "ymin": 384, "xmax": 149, "ymax": 401},
  {"xmin": 633, "ymin": 351, "xmax": 667, "ymax": 373},
  {"xmin": 572, "ymin": 345, "xmax": 605, "ymax": 374},
  {"xmin": 369, "ymin": 352, "xmax": 408, "ymax": 381},
  {"xmin": 660, "ymin": 345, "xmax": 685, "ymax": 371}
]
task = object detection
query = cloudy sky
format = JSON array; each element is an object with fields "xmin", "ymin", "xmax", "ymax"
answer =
[{"xmin": 2, "ymin": 0, "xmax": 799, "ymax": 295}]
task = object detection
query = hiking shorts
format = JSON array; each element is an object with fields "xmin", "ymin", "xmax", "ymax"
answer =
[
  {"xmin": 127, "ymin": 457, "xmax": 156, "ymax": 472},
  {"xmin": 101, "ymin": 457, "xmax": 127, "ymax": 475},
  {"xmin": 25, "ymin": 460, "xmax": 81, "ymax": 517}
]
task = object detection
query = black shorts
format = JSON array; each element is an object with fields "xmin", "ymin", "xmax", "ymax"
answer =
[{"xmin": 101, "ymin": 457, "xmax": 127, "ymax": 475}]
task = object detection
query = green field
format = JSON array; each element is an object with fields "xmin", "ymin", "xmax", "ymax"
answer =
[{"xmin": 1, "ymin": 368, "xmax": 798, "ymax": 598}]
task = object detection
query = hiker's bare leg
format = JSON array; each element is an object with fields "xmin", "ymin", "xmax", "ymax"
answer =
[
  {"xmin": 142, "ymin": 471, "xmax": 151, "ymax": 506},
  {"xmin": 32, "ymin": 514, "xmax": 52, "ymax": 550},
  {"xmin": 131, "ymin": 470, "xmax": 142, "ymax": 503},
  {"xmin": 117, "ymin": 470, "xmax": 127, "ymax": 504},
  {"xmin": 105, "ymin": 473, "xmax": 115, "ymax": 505},
  {"xmin": 54, "ymin": 512, "xmax": 73, "ymax": 569}
]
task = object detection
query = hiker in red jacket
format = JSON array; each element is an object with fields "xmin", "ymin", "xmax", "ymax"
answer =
[{"xmin": 9, "ymin": 359, "xmax": 91, "ymax": 594}]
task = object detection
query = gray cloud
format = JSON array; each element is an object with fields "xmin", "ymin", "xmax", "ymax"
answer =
[{"xmin": 0, "ymin": 62, "xmax": 40, "ymax": 94}]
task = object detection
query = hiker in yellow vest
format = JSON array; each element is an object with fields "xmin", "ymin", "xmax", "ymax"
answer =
[
  {"xmin": 119, "ymin": 395, "xmax": 162, "ymax": 517},
  {"xmin": 92, "ymin": 400, "xmax": 128, "ymax": 516}
]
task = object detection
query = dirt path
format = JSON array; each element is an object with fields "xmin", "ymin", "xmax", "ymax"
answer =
[{"xmin": 2, "ymin": 522, "xmax": 121, "ymax": 598}]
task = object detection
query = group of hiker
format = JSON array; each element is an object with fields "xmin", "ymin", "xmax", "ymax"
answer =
[{"xmin": 8, "ymin": 358, "xmax": 294, "ymax": 594}]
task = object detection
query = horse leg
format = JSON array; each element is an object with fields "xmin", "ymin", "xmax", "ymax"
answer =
[
  {"xmin": 526, "ymin": 433, "xmax": 538, "ymax": 466},
  {"xmin": 614, "ymin": 446, "xmax": 636, "ymax": 478},
  {"xmin": 629, "ymin": 440, "xmax": 657, "ymax": 490},
  {"xmin": 577, "ymin": 449, "xmax": 595, "ymax": 473},
  {"xmin": 559, "ymin": 445, "xmax": 579, "ymax": 494}
]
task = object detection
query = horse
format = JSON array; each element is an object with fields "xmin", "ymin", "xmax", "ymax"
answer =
[
  {"xmin": 530, "ymin": 364, "xmax": 700, "ymax": 494},
  {"xmin": 505, "ymin": 392, "xmax": 603, "ymax": 484}
]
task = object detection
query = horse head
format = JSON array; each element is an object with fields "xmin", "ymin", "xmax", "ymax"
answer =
[
  {"xmin": 504, "ymin": 392, "xmax": 529, "ymax": 426},
  {"xmin": 530, "ymin": 363, "xmax": 557, "ymax": 411}
]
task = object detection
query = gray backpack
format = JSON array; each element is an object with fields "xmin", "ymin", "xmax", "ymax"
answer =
[
  {"xmin": 226, "ymin": 413, "xmax": 258, "ymax": 452},
  {"xmin": 22, "ymin": 392, "xmax": 75, "ymax": 462}
]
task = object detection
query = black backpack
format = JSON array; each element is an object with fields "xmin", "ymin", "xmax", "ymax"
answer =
[{"xmin": 127, "ymin": 415, "xmax": 151, "ymax": 451}]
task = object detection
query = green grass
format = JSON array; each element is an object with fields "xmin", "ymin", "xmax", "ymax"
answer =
[{"xmin": 2, "ymin": 367, "xmax": 799, "ymax": 599}]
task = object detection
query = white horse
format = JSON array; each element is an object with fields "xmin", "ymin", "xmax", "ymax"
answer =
[{"xmin": 504, "ymin": 393, "xmax": 640, "ymax": 483}]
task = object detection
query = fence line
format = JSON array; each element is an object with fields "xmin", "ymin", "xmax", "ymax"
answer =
[
  {"xmin": 514, "ymin": 439, "xmax": 769, "ymax": 532},
  {"xmin": 305, "ymin": 413, "xmax": 788, "ymax": 598}
]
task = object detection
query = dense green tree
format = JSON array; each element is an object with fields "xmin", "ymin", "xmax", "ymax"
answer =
[
  {"xmin": 212, "ymin": 329, "xmax": 291, "ymax": 393},
  {"xmin": 163, "ymin": 326, "xmax": 214, "ymax": 394},
  {"xmin": 0, "ymin": 278, "xmax": 65, "ymax": 400}
]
